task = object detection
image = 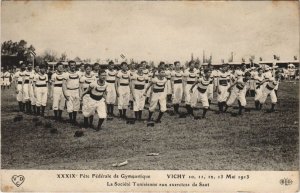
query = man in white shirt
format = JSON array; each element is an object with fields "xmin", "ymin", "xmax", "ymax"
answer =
[
  {"xmin": 3, "ymin": 69, "xmax": 11, "ymax": 89},
  {"xmin": 116, "ymin": 62, "xmax": 131, "ymax": 119},
  {"xmin": 144, "ymin": 68, "xmax": 168, "ymax": 123},
  {"xmin": 77, "ymin": 63, "xmax": 86, "ymax": 78},
  {"xmin": 63, "ymin": 61, "xmax": 81, "ymax": 124},
  {"xmin": 216, "ymin": 64, "xmax": 231, "ymax": 113},
  {"xmin": 13, "ymin": 63, "xmax": 26, "ymax": 112},
  {"xmin": 105, "ymin": 61, "xmax": 118, "ymax": 118},
  {"xmin": 183, "ymin": 61, "xmax": 198, "ymax": 116},
  {"xmin": 50, "ymin": 62, "xmax": 66, "ymax": 120},
  {"xmin": 130, "ymin": 63, "xmax": 148, "ymax": 121},
  {"xmin": 33, "ymin": 65, "xmax": 49, "ymax": 117},
  {"xmin": 171, "ymin": 61, "xmax": 184, "ymax": 114}
]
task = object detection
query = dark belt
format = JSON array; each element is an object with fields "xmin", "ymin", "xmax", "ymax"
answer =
[
  {"xmin": 54, "ymin": 84, "xmax": 62, "ymax": 87},
  {"xmin": 36, "ymin": 84, "xmax": 47, "ymax": 87},
  {"xmin": 90, "ymin": 93, "xmax": 103, "ymax": 101},
  {"xmin": 120, "ymin": 83, "xmax": 129, "ymax": 86},
  {"xmin": 209, "ymin": 80, "xmax": 213, "ymax": 84},
  {"xmin": 219, "ymin": 80, "xmax": 228, "ymax": 86},
  {"xmin": 24, "ymin": 80, "xmax": 29, "ymax": 84},
  {"xmin": 220, "ymin": 83, "xmax": 228, "ymax": 86},
  {"xmin": 67, "ymin": 87, "xmax": 79, "ymax": 90},
  {"xmin": 145, "ymin": 80, "xmax": 149, "ymax": 83},
  {"xmin": 135, "ymin": 85, "xmax": 145, "ymax": 90},
  {"xmin": 174, "ymin": 79, "xmax": 182, "ymax": 84},
  {"xmin": 266, "ymin": 84, "xmax": 274, "ymax": 90},
  {"xmin": 153, "ymin": 88, "xmax": 164, "ymax": 93},
  {"xmin": 167, "ymin": 78, "xmax": 171, "ymax": 80},
  {"xmin": 187, "ymin": 81, "xmax": 195, "ymax": 84},
  {"xmin": 106, "ymin": 80, "xmax": 115, "ymax": 83},
  {"xmin": 197, "ymin": 87, "xmax": 207, "ymax": 93},
  {"xmin": 236, "ymin": 85, "xmax": 244, "ymax": 90},
  {"xmin": 18, "ymin": 81, "xmax": 22, "ymax": 84}
]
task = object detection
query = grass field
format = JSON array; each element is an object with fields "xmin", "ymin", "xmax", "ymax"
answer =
[{"xmin": 1, "ymin": 82, "xmax": 299, "ymax": 170}]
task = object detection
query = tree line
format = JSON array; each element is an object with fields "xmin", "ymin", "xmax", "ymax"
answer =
[{"xmin": 1, "ymin": 39, "xmax": 97, "ymax": 67}]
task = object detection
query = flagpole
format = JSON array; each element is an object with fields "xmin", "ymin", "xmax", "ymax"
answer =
[
  {"xmin": 32, "ymin": 55, "xmax": 35, "ymax": 69},
  {"xmin": 29, "ymin": 50, "xmax": 36, "ymax": 69}
]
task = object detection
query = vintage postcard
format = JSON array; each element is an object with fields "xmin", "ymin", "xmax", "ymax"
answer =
[{"xmin": 1, "ymin": 0, "xmax": 299, "ymax": 192}]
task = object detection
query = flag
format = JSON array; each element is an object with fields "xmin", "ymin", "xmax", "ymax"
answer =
[
  {"xmin": 150, "ymin": 61, "xmax": 154, "ymax": 67},
  {"xmin": 294, "ymin": 56, "xmax": 298, "ymax": 60},
  {"xmin": 130, "ymin": 58, "xmax": 134, "ymax": 64},
  {"xmin": 29, "ymin": 50, "xmax": 36, "ymax": 56},
  {"xmin": 120, "ymin": 54, "xmax": 125, "ymax": 59},
  {"xmin": 228, "ymin": 52, "xmax": 233, "ymax": 62}
]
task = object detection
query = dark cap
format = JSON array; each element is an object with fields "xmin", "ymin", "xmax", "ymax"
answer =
[
  {"xmin": 244, "ymin": 71, "xmax": 251, "ymax": 77},
  {"xmin": 121, "ymin": 62, "xmax": 128, "ymax": 66}
]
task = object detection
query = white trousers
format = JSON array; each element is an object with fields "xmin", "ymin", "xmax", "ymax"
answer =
[
  {"xmin": 29, "ymin": 84, "xmax": 36, "ymax": 105},
  {"xmin": 133, "ymin": 89, "xmax": 146, "ymax": 111},
  {"xmin": 106, "ymin": 83, "xmax": 116, "ymax": 104},
  {"xmin": 82, "ymin": 96, "xmax": 107, "ymax": 118},
  {"xmin": 226, "ymin": 87, "xmax": 247, "ymax": 106},
  {"xmin": 258, "ymin": 87, "xmax": 277, "ymax": 104},
  {"xmin": 149, "ymin": 91, "xmax": 167, "ymax": 112},
  {"xmin": 194, "ymin": 90, "xmax": 209, "ymax": 108},
  {"xmin": 207, "ymin": 83, "xmax": 214, "ymax": 100},
  {"xmin": 52, "ymin": 87, "xmax": 65, "ymax": 110},
  {"xmin": 217, "ymin": 85, "xmax": 230, "ymax": 102},
  {"xmin": 185, "ymin": 83, "xmax": 197, "ymax": 105},
  {"xmin": 118, "ymin": 85, "xmax": 130, "ymax": 109},
  {"xmin": 16, "ymin": 84, "xmax": 23, "ymax": 102},
  {"xmin": 3, "ymin": 78, "xmax": 10, "ymax": 86},
  {"xmin": 172, "ymin": 83, "xmax": 183, "ymax": 104},
  {"xmin": 66, "ymin": 89, "xmax": 80, "ymax": 112},
  {"xmin": 36, "ymin": 87, "xmax": 48, "ymax": 107},
  {"xmin": 22, "ymin": 83, "xmax": 30, "ymax": 102}
]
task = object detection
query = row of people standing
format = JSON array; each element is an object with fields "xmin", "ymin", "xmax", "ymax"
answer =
[{"xmin": 12, "ymin": 60, "xmax": 280, "ymax": 130}]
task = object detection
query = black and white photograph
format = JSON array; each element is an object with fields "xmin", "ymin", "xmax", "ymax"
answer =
[{"xmin": 1, "ymin": 1, "xmax": 299, "ymax": 191}]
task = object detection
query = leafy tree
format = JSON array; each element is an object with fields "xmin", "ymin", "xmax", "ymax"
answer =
[
  {"xmin": 35, "ymin": 56, "xmax": 45, "ymax": 65},
  {"xmin": 74, "ymin": 56, "xmax": 81, "ymax": 63},
  {"xmin": 83, "ymin": 58, "xmax": 91, "ymax": 63},
  {"xmin": 42, "ymin": 49, "xmax": 58, "ymax": 62},
  {"xmin": 59, "ymin": 52, "xmax": 67, "ymax": 61}
]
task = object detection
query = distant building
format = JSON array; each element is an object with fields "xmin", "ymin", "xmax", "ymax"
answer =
[
  {"xmin": 1, "ymin": 55, "xmax": 19, "ymax": 69},
  {"xmin": 46, "ymin": 61, "xmax": 111, "ymax": 70}
]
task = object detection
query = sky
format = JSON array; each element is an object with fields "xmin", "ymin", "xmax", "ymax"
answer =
[{"xmin": 2, "ymin": 1, "xmax": 299, "ymax": 64}]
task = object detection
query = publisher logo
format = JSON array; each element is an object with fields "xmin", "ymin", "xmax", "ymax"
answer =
[
  {"xmin": 280, "ymin": 178, "xmax": 293, "ymax": 186},
  {"xmin": 11, "ymin": 175, "xmax": 25, "ymax": 187}
]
